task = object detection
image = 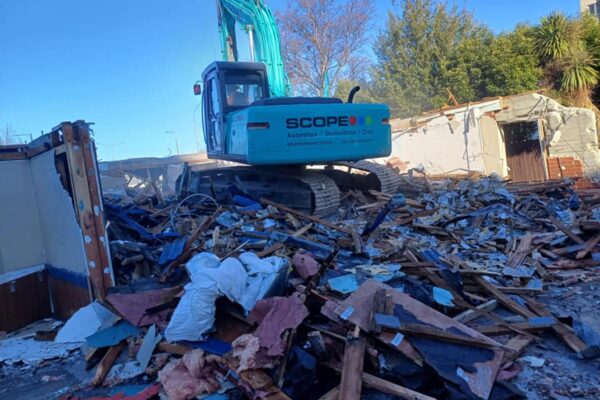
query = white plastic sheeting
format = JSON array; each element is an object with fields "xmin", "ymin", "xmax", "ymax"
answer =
[
  {"xmin": 165, "ymin": 252, "xmax": 288, "ymax": 342},
  {"xmin": 55, "ymin": 301, "xmax": 119, "ymax": 343}
]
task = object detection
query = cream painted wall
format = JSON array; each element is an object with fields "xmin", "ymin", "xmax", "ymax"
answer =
[
  {"xmin": 390, "ymin": 111, "xmax": 486, "ymax": 175},
  {"xmin": 30, "ymin": 151, "xmax": 88, "ymax": 274},
  {"xmin": 0, "ymin": 160, "xmax": 45, "ymax": 274},
  {"xmin": 0, "ymin": 151, "xmax": 88, "ymax": 276}
]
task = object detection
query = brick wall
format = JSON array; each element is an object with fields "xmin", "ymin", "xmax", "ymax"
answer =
[
  {"xmin": 547, "ymin": 157, "xmax": 584, "ymax": 179},
  {"xmin": 548, "ymin": 156, "xmax": 600, "ymax": 189}
]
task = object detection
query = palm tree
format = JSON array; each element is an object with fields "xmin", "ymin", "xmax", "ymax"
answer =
[
  {"xmin": 534, "ymin": 13, "xmax": 570, "ymax": 64},
  {"xmin": 559, "ymin": 48, "xmax": 598, "ymax": 107},
  {"xmin": 534, "ymin": 12, "xmax": 600, "ymax": 109}
]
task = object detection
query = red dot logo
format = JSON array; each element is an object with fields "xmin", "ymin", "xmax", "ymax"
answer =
[{"xmin": 349, "ymin": 116, "xmax": 357, "ymax": 125}]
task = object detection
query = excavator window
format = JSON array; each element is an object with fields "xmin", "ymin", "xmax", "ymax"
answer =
[
  {"xmin": 207, "ymin": 78, "xmax": 223, "ymax": 152},
  {"xmin": 224, "ymin": 72, "xmax": 264, "ymax": 107}
]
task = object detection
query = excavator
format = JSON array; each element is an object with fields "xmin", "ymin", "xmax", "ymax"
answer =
[{"xmin": 178, "ymin": 0, "xmax": 397, "ymax": 216}]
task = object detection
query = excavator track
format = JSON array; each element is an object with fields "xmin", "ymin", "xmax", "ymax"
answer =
[
  {"xmin": 297, "ymin": 172, "xmax": 340, "ymax": 217},
  {"xmin": 321, "ymin": 160, "xmax": 400, "ymax": 194},
  {"xmin": 178, "ymin": 161, "xmax": 398, "ymax": 217},
  {"xmin": 180, "ymin": 165, "xmax": 340, "ymax": 217}
]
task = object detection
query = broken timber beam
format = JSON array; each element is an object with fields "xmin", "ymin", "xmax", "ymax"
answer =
[
  {"xmin": 549, "ymin": 215, "xmax": 585, "ymax": 245},
  {"xmin": 338, "ymin": 328, "xmax": 366, "ymax": 400},
  {"xmin": 453, "ymin": 299, "xmax": 497, "ymax": 323},
  {"xmin": 92, "ymin": 341, "xmax": 125, "ymax": 386},
  {"xmin": 576, "ymin": 232, "xmax": 600, "ymax": 259},
  {"xmin": 525, "ymin": 298, "xmax": 589, "ymax": 356},
  {"xmin": 362, "ymin": 373, "xmax": 436, "ymax": 400}
]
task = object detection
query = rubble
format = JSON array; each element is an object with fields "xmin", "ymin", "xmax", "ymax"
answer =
[{"xmin": 3, "ymin": 170, "xmax": 600, "ymax": 399}]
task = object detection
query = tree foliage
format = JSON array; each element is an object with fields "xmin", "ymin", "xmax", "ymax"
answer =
[
  {"xmin": 372, "ymin": 0, "xmax": 482, "ymax": 116},
  {"xmin": 277, "ymin": 0, "xmax": 375, "ymax": 97},
  {"xmin": 279, "ymin": 0, "xmax": 600, "ymax": 114},
  {"xmin": 372, "ymin": 0, "xmax": 542, "ymax": 117},
  {"xmin": 444, "ymin": 25, "xmax": 542, "ymax": 102},
  {"xmin": 559, "ymin": 49, "xmax": 598, "ymax": 93},
  {"xmin": 533, "ymin": 12, "xmax": 599, "ymax": 108},
  {"xmin": 533, "ymin": 13, "xmax": 571, "ymax": 63}
]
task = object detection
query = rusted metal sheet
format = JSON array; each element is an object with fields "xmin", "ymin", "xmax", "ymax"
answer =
[{"xmin": 503, "ymin": 121, "xmax": 547, "ymax": 183}]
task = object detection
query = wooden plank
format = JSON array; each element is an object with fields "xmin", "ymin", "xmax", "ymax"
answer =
[
  {"xmin": 184, "ymin": 206, "xmax": 224, "ymax": 253},
  {"xmin": 75, "ymin": 123, "xmax": 114, "ymax": 292},
  {"xmin": 397, "ymin": 323, "xmax": 504, "ymax": 349},
  {"xmin": 549, "ymin": 215, "xmax": 585, "ymax": 245},
  {"xmin": 361, "ymin": 373, "xmax": 436, "ymax": 400},
  {"xmin": 60, "ymin": 123, "xmax": 109, "ymax": 299},
  {"xmin": 507, "ymin": 234, "xmax": 534, "ymax": 267},
  {"xmin": 525, "ymin": 298, "xmax": 589, "ymax": 355},
  {"xmin": 92, "ymin": 341, "xmax": 125, "ymax": 386},
  {"xmin": 292, "ymin": 223, "xmax": 313, "ymax": 237},
  {"xmin": 371, "ymin": 288, "xmax": 387, "ymax": 332},
  {"xmin": 157, "ymin": 341, "xmax": 192, "ymax": 356},
  {"xmin": 261, "ymin": 198, "xmax": 353, "ymax": 235},
  {"xmin": 503, "ymin": 335, "xmax": 535, "ymax": 362},
  {"xmin": 474, "ymin": 275, "xmax": 536, "ymax": 318},
  {"xmin": 338, "ymin": 330, "xmax": 366, "ymax": 400},
  {"xmin": 257, "ymin": 242, "xmax": 284, "ymax": 258},
  {"xmin": 475, "ymin": 320, "xmax": 556, "ymax": 335},
  {"xmin": 453, "ymin": 299, "xmax": 497, "ymax": 323},
  {"xmin": 576, "ymin": 232, "xmax": 600, "ymax": 259}
]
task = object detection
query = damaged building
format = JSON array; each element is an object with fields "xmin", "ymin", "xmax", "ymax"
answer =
[
  {"xmin": 389, "ymin": 92, "xmax": 600, "ymax": 187},
  {"xmin": 1, "ymin": 118, "xmax": 600, "ymax": 400},
  {"xmin": 0, "ymin": 121, "xmax": 113, "ymax": 331}
]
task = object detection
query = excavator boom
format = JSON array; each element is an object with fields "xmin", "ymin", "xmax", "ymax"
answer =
[{"xmin": 217, "ymin": 0, "xmax": 289, "ymax": 97}]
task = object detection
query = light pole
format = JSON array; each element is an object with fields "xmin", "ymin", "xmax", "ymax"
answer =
[
  {"xmin": 165, "ymin": 131, "xmax": 180, "ymax": 155},
  {"xmin": 192, "ymin": 100, "xmax": 202, "ymax": 152}
]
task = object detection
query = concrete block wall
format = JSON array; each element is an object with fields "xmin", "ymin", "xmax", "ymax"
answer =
[{"xmin": 498, "ymin": 93, "xmax": 600, "ymax": 179}]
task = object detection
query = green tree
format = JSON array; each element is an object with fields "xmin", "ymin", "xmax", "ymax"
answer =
[
  {"xmin": 443, "ymin": 26, "xmax": 542, "ymax": 102},
  {"xmin": 533, "ymin": 12, "xmax": 598, "ymax": 108},
  {"xmin": 372, "ymin": 0, "xmax": 483, "ymax": 117},
  {"xmin": 580, "ymin": 14, "xmax": 600, "ymax": 105},
  {"xmin": 533, "ymin": 13, "xmax": 571, "ymax": 63},
  {"xmin": 482, "ymin": 26, "xmax": 544, "ymax": 97}
]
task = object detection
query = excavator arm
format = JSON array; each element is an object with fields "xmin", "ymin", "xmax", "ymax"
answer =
[{"xmin": 216, "ymin": 0, "xmax": 289, "ymax": 97}]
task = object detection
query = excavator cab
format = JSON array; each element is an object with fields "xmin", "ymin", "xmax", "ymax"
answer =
[{"xmin": 200, "ymin": 61, "xmax": 269, "ymax": 156}]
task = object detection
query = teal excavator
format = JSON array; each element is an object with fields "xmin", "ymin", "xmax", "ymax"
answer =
[{"xmin": 179, "ymin": 0, "xmax": 397, "ymax": 216}]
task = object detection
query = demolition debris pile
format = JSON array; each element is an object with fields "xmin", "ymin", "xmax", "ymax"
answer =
[{"xmin": 3, "ymin": 173, "xmax": 600, "ymax": 399}]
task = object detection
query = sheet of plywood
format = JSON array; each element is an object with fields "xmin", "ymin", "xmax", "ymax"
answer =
[{"xmin": 335, "ymin": 279, "xmax": 503, "ymax": 400}]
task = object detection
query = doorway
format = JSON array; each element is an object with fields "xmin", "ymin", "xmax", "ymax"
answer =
[{"xmin": 501, "ymin": 121, "xmax": 547, "ymax": 182}]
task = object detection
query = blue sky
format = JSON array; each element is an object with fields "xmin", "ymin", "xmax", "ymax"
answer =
[{"xmin": 0, "ymin": 0, "xmax": 578, "ymax": 160}]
